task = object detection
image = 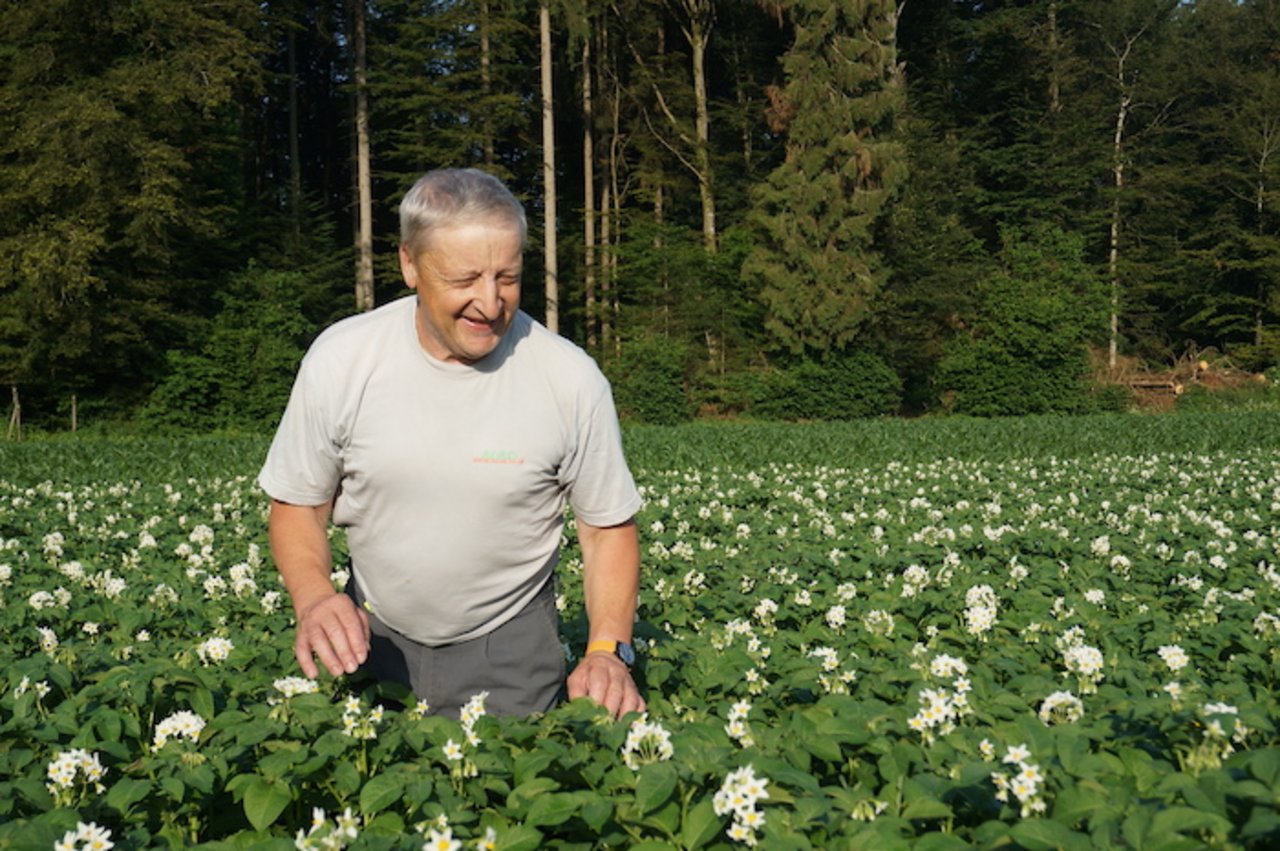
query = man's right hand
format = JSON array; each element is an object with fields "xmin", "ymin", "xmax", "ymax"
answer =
[{"xmin": 294, "ymin": 591, "xmax": 371, "ymax": 678}]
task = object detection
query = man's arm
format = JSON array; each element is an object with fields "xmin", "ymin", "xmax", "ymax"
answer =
[
  {"xmin": 566, "ymin": 517, "xmax": 645, "ymax": 719},
  {"xmin": 268, "ymin": 498, "xmax": 370, "ymax": 678}
]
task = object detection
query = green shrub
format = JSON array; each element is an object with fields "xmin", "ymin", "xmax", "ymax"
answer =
[
  {"xmin": 608, "ymin": 336, "xmax": 696, "ymax": 425},
  {"xmin": 748, "ymin": 352, "xmax": 902, "ymax": 421},
  {"xmin": 1175, "ymin": 380, "xmax": 1280, "ymax": 412},
  {"xmin": 936, "ymin": 225, "xmax": 1105, "ymax": 416},
  {"xmin": 1088, "ymin": 382, "xmax": 1137, "ymax": 413},
  {"xmin": 139, "ymin": 265, "xmax": 313, "ymax": 432}
]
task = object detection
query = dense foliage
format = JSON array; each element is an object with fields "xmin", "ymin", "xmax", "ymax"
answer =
[
  {"xmin": 2, "ymin": 416, "xmax": 1280, "ymax": 849},
  {"xmin": 1, "ymin": 1, "xmax": 1278, "ymax": 428}
]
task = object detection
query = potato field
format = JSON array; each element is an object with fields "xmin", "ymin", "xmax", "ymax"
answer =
[{"xmin": 2, "ymin": 414, "xmax": 1279, "ymax": 850}]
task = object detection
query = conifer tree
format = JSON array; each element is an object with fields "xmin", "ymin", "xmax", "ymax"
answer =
[
  {"xmin": 0, "ymin": 0, "xmax": 261, "ymax": 419},
  {"xmin": 746, "ymin": 0, "xmax": 907, "ymax": 357}
]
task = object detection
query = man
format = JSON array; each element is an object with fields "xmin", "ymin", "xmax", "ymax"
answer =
[{"xmin": 259, "ymin": 168, "xmax": 645, "ymax": 720}]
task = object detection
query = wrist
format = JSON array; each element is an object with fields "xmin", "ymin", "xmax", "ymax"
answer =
[{"xmin": 585, "ymin": 639, "xmax": 636, "ymax": 668}]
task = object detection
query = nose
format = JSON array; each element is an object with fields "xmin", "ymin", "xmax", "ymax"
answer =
[{"xmin": 473, "ymin": 275, "xmax": 502, "ymax": 318}]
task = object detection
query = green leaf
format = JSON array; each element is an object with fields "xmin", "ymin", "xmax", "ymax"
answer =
[
  {"xmin": 332, "ymin": 760, "xmax": 361, "ymax": 796},
  {"xmin": 366, "ymin": 811, "xmax": 406, "ymax": 836},
  {"xmin": 1009, "ymin": 817, "xmax": 1086, "ymax": 851},
  {"xmin": 1240, "ymin": 807, "xmax": 1280, "ymax": 840},
  {"xmin": 191, "ymin": 686, "xmax": 216, "ymax": 721},
  {"xmin": 579, "ymin": 791, "xmax": 613, "ymax": 832},
  {"xmin": 243, "ymin": 776, "xmax": 292, "ymax": 832},
  {"xmin": 902, "ymin": 798, "xmax": 953, "ymax": 820},
  {"xmin": 679, "ymin": 798, "xmax": 722, "ymax": 849},
  {"xmin": 513, "ymin": 750, "xmax": 555, "ymax": 786},
  {"xmin": 801, "ymin": 732, "xmax": 844, "ymax": 763},
  {"xmin": 506, "ymin": 777, "xmax": 560, "ymax": 817},
  {"xmin": 105, "ymin": 777, "xmax": 152, "ymax": 814},
  {"xmin": 359, "ymin": 772, "xmax": 407, "ymax": 817},
  {"xmin": 524, "ymin": 792, "xmax": 580, "ymax": 827},
  {"xmin": 493, "ymin": 824, "xmax": 543, "ymax": 851},
  {"xmin": 914, "ymin": 833, "xmax": 972, "ymax": 851},
  {"xmin": 160, "ymin": 777, "xmax": 185, "ymax": 803},
  {"xmin": 1122, "ymin": 810, "xmax": 1152, "ymax": 850},
  {"xmin": 1249, "ymin": 748, "xmax": 1280, "ymax": 786},
  {"xmin": 12, "ymin": 777, "xmax": 53, "ymax": 809},
  {"xmin": 635, "ymin": 763, "xmax": 678, "ymax": 815},
  {"xmin": 1149, "ymin": 806, "xmax": 1232, "ymax": 840},
  {"xmin": 1051, "ymin": 783, "xmax": 1112, "ymax": 828}
]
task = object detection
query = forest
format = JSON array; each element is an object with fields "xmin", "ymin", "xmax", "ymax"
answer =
[{"xmin": 1, "ymin": 0, "xmax": 1277, "ymax": 432}]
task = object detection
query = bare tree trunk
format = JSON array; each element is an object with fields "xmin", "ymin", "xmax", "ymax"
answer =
[
  {"xmin": 71, "ymin": 393, "xmax": 77, "ymax": 432},
  {"xmin": 1257, "ymin": 142, "xmax": 1273, "ymax": 346},
  {"xmin": 351, "ymin": 0, "xmax": 374, "ymax": 312},
  {"xmin": 583, "ymin": 30, "xmax": 597, "ymax": 352},
  {"xmin": 688, "ymin": 9, "xmax": 716, "ymax": 253},
  {"xmin": 624, "ymin": 1, "xmax": 718, "ymax": 253},
  {"xmin": 1107, "ymin": 39, "xmax": 1135, "ymax": 372},
  {"xmin": 7, "ymin": 385, "xmax": 20, "ymax": 442},
  {"xmin": 1047, "ymin": 1, "xmax": 1062, "ymax": 115},
  {"xmin": 608, "ymin": 72, "xmax": 623, "ymax": 360},
  {"xmin": 600, "ymin": 182, "xmax": 612, "ymax": 359},
  {"xmin": 540, "ymin": 1, "xmax": 559, "ymax": 334},
  {"xmin": 481, "ymin": 0, "xmax": 495, "ymax": 166},
  {"xmin": 288, "ymin": 23, "xmax": 302, "ymax": 244}
]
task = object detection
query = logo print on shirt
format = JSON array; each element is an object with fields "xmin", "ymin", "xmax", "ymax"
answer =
[{"xmin": 473, "ymin": 449, "xmax": 525, "ymax": 465}]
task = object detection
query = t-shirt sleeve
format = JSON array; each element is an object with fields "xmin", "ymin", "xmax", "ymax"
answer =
[
  {"xmin": 559, "ymin": 377, "xmax": 643, "ymax": 527},
  {"xmin": 258, "ymin": 350, "xmax": 344, "ymax": 506}
]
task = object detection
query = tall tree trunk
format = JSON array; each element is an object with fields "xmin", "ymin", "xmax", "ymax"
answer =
[
  {"xmin": 608, "ymin": 73, "xmax": 623, "ymax": 358},
  {"xmin": 1258, "ymin": 167, "xmax": 1268, "ymax": 347},
  {"xmin": 481, "ymin": 0, "xmax": 495, "ymax": 166},
  {"xmin": 7, "ymin": 386, "xmax": 20, "ymax": 442},
  {"xmin": 600, "ymin": 182, "xmax": 612, "ymax": 359},
  {"xmin": 687, "ymin": 7, "xmax": 716, "ymax": 253},
  {"xmin": 583, "ymin": 29, "xmax": 597, "ymax": 352},
  {"xmin": 288, "ymin": 23, "xmax": 302, "ymax": 245},
  {"xmin": 351, "ymin": 0, "xmax": 374, "ymax": 312},
  {"xmin": 540, "ymin": 1, "xmax": 559, "ymax": 334},
  {"xmin": 628, "ymin": 2, "xmax": 718, "ymax": 253},
  {"xmin": 1047, "ymin": 1, "xmax": 1062, "ymax": 115},
  {"xmin": 1107, "ymin": 34, "xmax": 1137, "ymax": 373}
]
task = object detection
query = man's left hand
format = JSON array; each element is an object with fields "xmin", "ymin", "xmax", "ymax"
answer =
[{"xmin": 566, "ymin": 651, "xmax": 646, "ymax": 719}]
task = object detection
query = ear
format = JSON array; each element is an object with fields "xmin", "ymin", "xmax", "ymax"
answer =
[{"xmin": 399, "ymin": 244, "xmax": 419, "ymax": 290}]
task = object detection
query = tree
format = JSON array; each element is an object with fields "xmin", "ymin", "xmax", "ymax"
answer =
[
  {"xmin": 936, "ymin": 225, "xmax": 1106, "ymax": 415},
  {"xmin": 350, "ymin": 0, "xmax": 375, "ymax": 311},
  {"xmin": 746, "ymin": 0, "xmax": 907, "ymax": 357},
  {"xmin": 541, "ymin": 0, "xmax": 560, "ymax": 332},
  {"xmin": 1177, "ymin": 0, "xmax": 1280, "ymax": 366},
  {"xmin": 0, "ymin": 0, "xmax": 262, "ymax": 423},
  {"xmin": 1083, "ymin": 0, "xmax": 1180, "ymax": 370}
]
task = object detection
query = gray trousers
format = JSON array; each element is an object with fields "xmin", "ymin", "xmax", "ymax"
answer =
[{"xmin": 345, "ymin": 574, "xmax": 564, "ymax": 719}]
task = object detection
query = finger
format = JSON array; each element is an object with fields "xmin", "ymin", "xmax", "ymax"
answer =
[
  {"xmin": 295, "ymin": 638, "xmax": 320, "ymax": 679},
  {"xmin": 322, "ymin": 618, "xmax": 361, "ymax": 674},
  {"xmin": 620, "ymin": 686, "xmax": 646, "ymax": 718},
  {"xmin": 305, "ymin": 624, "xmax": 347, "ymax": 677},
  {"xmin": 340, "ymin": 611, "xmax": 370, "ymax": 667},
  {"xmin": 589, "ymin": 666, "xmax": 624, "ymax": 718},
  {"xmin": 566, "ymin": 666, "xmax": 588, "ymax": 701}
]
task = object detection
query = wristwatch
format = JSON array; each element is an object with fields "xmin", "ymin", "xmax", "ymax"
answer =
[{"xmin": 586, "ymin": 639, "xmax": 636, "ymax": 669}]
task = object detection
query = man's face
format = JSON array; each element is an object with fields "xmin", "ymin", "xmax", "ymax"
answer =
[{"xmin": 399, "ymin": 220, "xmax": 523, "ymax": 364}]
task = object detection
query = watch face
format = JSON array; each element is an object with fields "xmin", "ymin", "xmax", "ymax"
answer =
[{"xmin": 617, "ymin": 642, "xmax": 636, "ymax": 666}]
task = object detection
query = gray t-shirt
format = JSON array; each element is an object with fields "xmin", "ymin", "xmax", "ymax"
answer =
[{"xmin": 259, "ymin": 296, "xmax": 642, "ymax": 645}]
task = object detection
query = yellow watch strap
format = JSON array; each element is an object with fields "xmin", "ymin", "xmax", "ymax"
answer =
[{"xmin": 585, "ymin": 639, "xmax": 618, "ymax": 655}]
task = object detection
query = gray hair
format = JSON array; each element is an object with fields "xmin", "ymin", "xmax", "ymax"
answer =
[{"xmin": 399, "ymin": 168, "xmax": 527, "ymax": 254}]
